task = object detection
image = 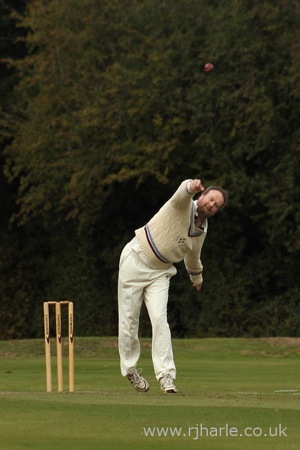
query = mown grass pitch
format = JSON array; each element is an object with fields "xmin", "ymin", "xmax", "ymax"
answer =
[{"xmin": 0, "ymin": 337, "xmax": 299, "ymax": 450}]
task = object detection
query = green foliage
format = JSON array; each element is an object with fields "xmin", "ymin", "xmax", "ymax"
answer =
[
  {"xmin": 0, "ymin": 227, "xmax": 46, "ymax": 338},
  {"xmin": 0, "ymin": 0, "xmax": 299, "ymax": 338}
]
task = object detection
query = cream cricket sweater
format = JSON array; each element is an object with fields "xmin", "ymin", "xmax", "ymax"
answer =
[{"xmin": 135, "ymin": 180, "xmax": 207, "ymax": 285}]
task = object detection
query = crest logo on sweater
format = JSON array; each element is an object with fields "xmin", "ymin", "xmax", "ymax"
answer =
[{"xmin": 176, "ymin": 237, "xmax": 186, "ymax": 245}]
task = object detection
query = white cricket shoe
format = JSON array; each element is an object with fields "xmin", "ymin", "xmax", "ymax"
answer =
[
  {"xmin": 126, "ymin": 368, "xmax": 149, "ymax": 392},
  {"xmin": 159, "ymin": 373, "xmax": 177, "ymax": 393}
]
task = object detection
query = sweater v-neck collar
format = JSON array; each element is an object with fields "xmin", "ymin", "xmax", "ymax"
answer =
[{"xmin": 189, "ymin": 201, "xmax": 207, "ymax": 236}]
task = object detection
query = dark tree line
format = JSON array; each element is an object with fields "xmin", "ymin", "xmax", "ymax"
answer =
[{"xmin": 0, "ymin": 0, "xmax": 299, "ymax": 339}]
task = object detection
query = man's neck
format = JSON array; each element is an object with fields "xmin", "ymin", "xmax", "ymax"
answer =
[{"xmin": 195, "ymin": 215, "xmax": 204, "ymax": 228}]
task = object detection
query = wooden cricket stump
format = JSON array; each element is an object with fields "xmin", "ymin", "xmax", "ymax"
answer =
[{"xmin": 43, "ymin": 301, "xmax": 74, "ymax": 393}]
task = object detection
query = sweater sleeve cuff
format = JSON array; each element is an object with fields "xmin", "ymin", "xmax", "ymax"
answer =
[
  {"xmin": 188, "ymin": 272, "xmax": 203, "ymax": 285},
  {"xmin": 186, "ymin": 179, "xmax": 194, "ymax": 194}
]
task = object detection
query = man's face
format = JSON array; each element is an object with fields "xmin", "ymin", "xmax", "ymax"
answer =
[{"xmin": 196, "ymin": 190, "xmax": 224, "ymax": 218}]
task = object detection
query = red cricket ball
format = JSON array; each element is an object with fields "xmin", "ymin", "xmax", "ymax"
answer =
[{"xmin": 204, "ymin": 63, "xmax": 214, "ymax": 73}]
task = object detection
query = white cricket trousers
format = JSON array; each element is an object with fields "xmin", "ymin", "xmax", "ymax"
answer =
[{"xmin": 118, "ymin": 240, "xmax": 177, "ymax": 381}]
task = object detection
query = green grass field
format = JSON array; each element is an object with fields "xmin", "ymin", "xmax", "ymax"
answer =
[{"xmin": 0, "ymin": 337, "xmax": 299, "ymax": 450}]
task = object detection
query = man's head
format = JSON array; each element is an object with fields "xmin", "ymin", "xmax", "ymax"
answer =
[{"xmin": 196, "ymin": 186, "xmax": 228, "ymax": 219}]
